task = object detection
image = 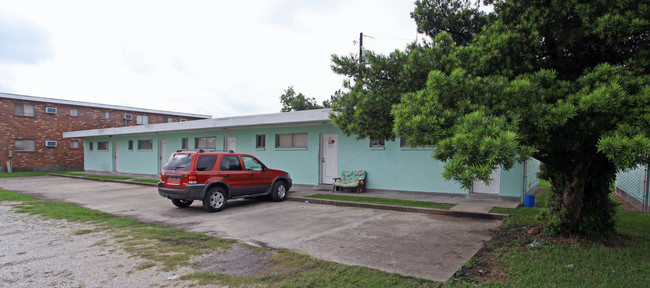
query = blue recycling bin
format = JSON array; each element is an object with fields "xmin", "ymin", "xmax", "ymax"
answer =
[{"xmin": 524, "ymin": 194, "xmax": 535, "ymax": 208}]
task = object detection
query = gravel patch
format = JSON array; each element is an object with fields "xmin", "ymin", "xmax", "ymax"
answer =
[{"xmin": 0, "ymin": 204, "xmax": 206, "ymax": 287}]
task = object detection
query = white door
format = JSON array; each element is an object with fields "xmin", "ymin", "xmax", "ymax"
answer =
[
  {"xmin": 225, "ymin": 137, "xmax": 236, "ymax": 152},
  {"xmin": 112, "ymin": 141, "xmax": 119, "ymax": 172},
  {"xmin": 320, "ymin": 133, "xmax": 338, "ymax": 184},
  {"xmin": 472, "ymin": 168, "xmax": 501, "ymax": 194},
  {"xmin": 158, "ymin": 140, "xmax": 167, "ymax": 172}
]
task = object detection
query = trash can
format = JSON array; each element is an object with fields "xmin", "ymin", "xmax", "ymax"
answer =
[{"xmin": 524, "ymin": 194, "xmax": 535, "ymax": 208}]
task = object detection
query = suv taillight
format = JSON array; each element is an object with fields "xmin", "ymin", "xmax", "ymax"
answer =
[{"xmin": 188, "ymin": 172, "xmax": 197, "ymax": 184}]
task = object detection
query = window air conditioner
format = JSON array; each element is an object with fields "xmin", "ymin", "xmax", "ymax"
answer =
[
  {"xmin": 45, "ymin": 140, "xmax": 58, "ymax": 147},
  {"xmin": 45, "ymin": 107, "xmax": 57, "ymax": 114}
]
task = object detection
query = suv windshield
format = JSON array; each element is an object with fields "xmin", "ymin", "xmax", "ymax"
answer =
[{"xmin": 163, "ymin": 154, "xmax": 193, "ymax": 171}]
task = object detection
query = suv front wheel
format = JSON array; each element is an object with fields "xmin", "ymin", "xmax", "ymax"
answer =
[
  {"xmin": 203, "ymin": 187, "xmax": 227, "ymax": 212},
  {"xmin": 270, "ymin": 181, "xmax": 287, "ymax": 202}
]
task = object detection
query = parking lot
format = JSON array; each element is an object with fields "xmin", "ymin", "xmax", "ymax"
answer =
[{"xmin": 0, "ymin": 176, "xmax": 503, "ymax": 282}]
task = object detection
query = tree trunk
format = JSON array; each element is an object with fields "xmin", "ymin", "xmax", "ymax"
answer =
[{"xmin": 542, "ymin": 155, "xmax": 617, "ymax": 237}]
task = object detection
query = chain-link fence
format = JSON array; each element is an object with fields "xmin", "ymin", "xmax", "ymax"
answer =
[
  {"xmin": 615, "ymin": 164, "xmax": 650, "ymax": 213},
  {"xmin": 522, "ymin": 158, "xmax": 541, "ymax": 199}
]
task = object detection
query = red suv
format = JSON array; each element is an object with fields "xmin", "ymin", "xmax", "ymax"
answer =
[{"xmin": 158, "ymin": 150, "xmax": 292, "ymax": 212}]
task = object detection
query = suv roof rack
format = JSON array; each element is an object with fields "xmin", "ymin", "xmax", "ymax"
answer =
[{"xmin": 174, "ymin": 149, "xmax": 235, "ymax": 153}]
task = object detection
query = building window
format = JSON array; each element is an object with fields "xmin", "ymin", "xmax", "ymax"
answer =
[
  {"xmin": 370, "ymin": 139, "xmax": 385, "ymax": 148},
  {"xmin": 89, "ymin": 142, "xmax": 93, "ymax": 151},
  {"xmin": 256, "ymin": 135, "xmax": 266, "ymax": 149},
  {"xmin": 70, "ymin": 140, "xmax": 80, "ymax": 149},
  {"xmin": 138, "ymin": 139, "xmax": 153, "ymax": 150},
  {"xmin": 164, "ymin": 117, "xmax": 174, "ymax": 123},
  {"xmin": 128, "ymin": 140, "xmax": 134, "ymax": 151},
  {"xmin": 400, "ymin": 137, "xmax": 434, "ymax": 148},
  {"xmin": 97, "ymin": 141, "xmax": 109, "ymax": 151},
  {"xmin": 275, "ymin": 133, "xmax": 307, "ymax": 148},
  {"xmin": 195, "ymin": 137, "xmax": 216, "ymax": 149},
  {"xmin": 15, "ymin": 139, "xmax": 36, "ymax": 151},
  {"xmin": 181, "ymin": 138, "xmax": 189, "ymax": 150},
  {"xmin": 14, "ymin": 104, "xmax": 35, "ymax": 117},
  {"xmin": 102, "ymin": 111, "xmax": 110, "ymax": 119},
  {"xmin": 70, "ymin": 108, "xmax": 79, "ymax": 117},
  {"xmin": 136, "ymin": 115, "xmax": 149, "ymax": 125},
  {"xmin": 45, "ymin": 107, "xmax": 57, "ymax": 114}
]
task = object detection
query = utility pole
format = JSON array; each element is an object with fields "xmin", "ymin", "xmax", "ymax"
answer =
[{"xmin": 359, "ymin": 32, "xmax": 363, "ymax": 65}]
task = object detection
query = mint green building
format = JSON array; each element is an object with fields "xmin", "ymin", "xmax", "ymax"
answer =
[{"xmin": 64, "ymin": 109, "xmax": 539, "ymax": 198}]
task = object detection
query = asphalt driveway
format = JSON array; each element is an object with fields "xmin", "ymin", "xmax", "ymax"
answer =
[{"xmin": 0, "ymin": 176, "xmax": 502, "ymax": 282}]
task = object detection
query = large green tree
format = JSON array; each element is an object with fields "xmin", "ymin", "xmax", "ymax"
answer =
[
  {"xmin": 330, "ymin": 0, "xmax": 650, "ymax": 237},
  {"xmin": 280, "ymin": 86, "xmax": 338, "ymax": 112},
  {"xmin": 280, "ymin": 86, "xmax": 323, "ymax": 112}
]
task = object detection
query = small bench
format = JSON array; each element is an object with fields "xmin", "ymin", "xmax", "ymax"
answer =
[{"xmin": 332, "ymin": 170, "xmax": 367, "ymax": 194}]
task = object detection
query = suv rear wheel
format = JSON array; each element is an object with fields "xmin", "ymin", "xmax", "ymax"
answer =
[
  {"xmin": 171, "ymin": 199, "xmax": 193, "ymax": 208},
  {"xmin": 270, "ymin": 181, "xmax": 287, "ymax": 202},
  {"xmin": 203, "ymin": 187, "xmax": 227, "ymax": 212}
]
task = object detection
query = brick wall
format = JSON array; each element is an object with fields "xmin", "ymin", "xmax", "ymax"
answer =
[{"xmin": 0, "ymin": 97, "xmax": 207, "ymax": 172}]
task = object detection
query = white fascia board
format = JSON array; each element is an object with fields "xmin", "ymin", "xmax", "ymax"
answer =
[
  {"xmin": 1, "ymin": 92, "xmax": 211, "ymax": 119},
  {"xmin": 64, "ymin": 109, "xmax": 333, "ymax": 138}
]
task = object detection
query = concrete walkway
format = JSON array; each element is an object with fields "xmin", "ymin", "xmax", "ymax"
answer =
[
  {"xmin": 289, "ymin": 185, "xmax": 519, "ymax": 220},
  {"xmin": 50, "ymin": 173, "xmax": 521, "ymax": 219}
]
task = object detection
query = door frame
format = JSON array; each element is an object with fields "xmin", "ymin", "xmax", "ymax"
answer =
[
  {"xmin": 158, "ymin": 139, "xmax": 167, "ymax": 172},
  {"xmin": 320, "ymin": 133, "xmax": 338, "ymax": 184},
  {"xmin": 112, "ymin": 141, "xmax": 119, "ymax": 172}
]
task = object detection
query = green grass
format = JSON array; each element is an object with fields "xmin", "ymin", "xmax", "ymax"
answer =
[
  {"xmin": 186, "ymin": 250, "xmax": 434, "ymax": 287},
  {"xmin": 80, "ymin": 175, "xmax": 134, "ymax": 180},
  {"xmin": 0, "ymin": 171, "xmax": 82, "ymax": 178},
  {"xmin": 451, "ymin": 212, "xmax": 650, "ymax": 287},
  {"xmin": 306, "ymin": 194, "xmax": 455, "ymax": 210},
  {"xmin": 51, "ymin": 172, "xmax": 160, "ymax": 183},
  {"xmin": 450, "ymin": 183, "xmax": 650, "ymax": 287},
  {"xmin": 535, "ymin": 180, "xmax": 551, "ymax": 208}
]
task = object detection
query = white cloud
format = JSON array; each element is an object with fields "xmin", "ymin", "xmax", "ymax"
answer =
[{"xmin": 0, "ymin": 0, "xmax": 421, "ymax": 117}]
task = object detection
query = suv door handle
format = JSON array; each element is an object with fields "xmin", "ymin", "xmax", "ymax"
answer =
[
  {"xmin": 248, "ymin": 174, "xmax": 255, "ymax": 177},
  {"xmin": 223, "ymin": 174, "xmax": 230, "ymax": 177}
]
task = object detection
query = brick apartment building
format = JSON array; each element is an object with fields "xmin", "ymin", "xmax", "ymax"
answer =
[{"xmin": 1, "ymin": 92, "xmax": 211, "ymax": 172}]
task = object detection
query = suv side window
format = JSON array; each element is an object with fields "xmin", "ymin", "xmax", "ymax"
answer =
[
  {"xmin": 196, "ymin": 155, "xmax": 218, "ymax": 171},
  {"xmin": 242, "ymin": 156, "xmax": 264, "ymax": 171},
  {"xmin": 220, "ymin": 155, "xmax": 242, "ymax": 171}
]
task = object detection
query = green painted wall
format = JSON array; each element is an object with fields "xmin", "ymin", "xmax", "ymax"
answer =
[{"xmin": 82, "ymin": 123, "xmax": 532, "ymax": 196}]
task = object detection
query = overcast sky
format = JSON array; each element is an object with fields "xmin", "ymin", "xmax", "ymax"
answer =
[{"xmin": 0, "ymin": 0, "xmax": 422, "ymax": 117}]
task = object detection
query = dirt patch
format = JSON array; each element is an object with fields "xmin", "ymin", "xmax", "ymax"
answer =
[{"xmin": 194, "ymin": 243, "xmax": 278, "ymax": 276}]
